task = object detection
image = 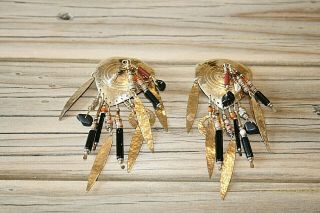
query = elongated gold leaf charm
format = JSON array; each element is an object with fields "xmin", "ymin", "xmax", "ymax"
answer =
[
  {"xmin": 59, "ymin": 77, "xmax": 94, "ymax": 120},
  {"xmin": 205, "ymin": 119, "xmax": 215, "ymax": 178},
  {"xmin": 186, "ymin": 81, "xmax": 200, "ymax": 133},
  {"xmin": 86, "ymin": 136, "xmax": 113, "ymax": 191},
  {"xmin": 198, "ymin": 115, "xmax": 210, "ymax": 136},
  {"xmin": 127, "ymin": 110, "xmax": 156, "ymax": 172},
  {"xmin": 155, "ymin": 107, "xmax": 168, "ymax": 131},
  {"xmin": 149, "ymin": 86, "xmax": 168, "ymax": 131},
  {"xmin": 250, "ymin": 97, "xmax": 270, "ymax": 151},
  {"xmin": 220, "ymin": 140, "xmax": 236, "ymax": 200},
  {"xmin": 128, "ymin": 112, "xmax": 139, "ymax": 129},
  {"xmin": 127, "ymin": 128, "xmax": 143, "ymax": 173},
  {"xmin": 134, "ymin": 96, "xmax": 154, "ymax": 152}
]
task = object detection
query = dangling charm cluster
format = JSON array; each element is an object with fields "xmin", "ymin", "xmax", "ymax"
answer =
[
  {"xmin": 59, "ymin": 57, "xmax": 168, "ymax": 191},
  {"xmin": 186, "ymin": 59, "xmax": 275, "ymax": 199}
]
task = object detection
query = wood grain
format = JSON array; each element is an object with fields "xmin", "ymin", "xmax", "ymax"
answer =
[
  {"xmin": 1, "ymin": 181, "xmax": 319, "ymax": 213},
  {"xmin": 0, "ymin": 0, "xmax": 319, "ymax": 212}
]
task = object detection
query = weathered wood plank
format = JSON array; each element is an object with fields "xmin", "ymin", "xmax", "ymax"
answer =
[
  {"xmin": 0, "ymin": 1, "xmax": 319, "ymax": 64},
  {"xmin": 0, "ymin": 138, "xmax": 319, "ymax": 182},
  {"xmin": 0, "ymin": 181, "xmax": 319, "ymax": 213},
  {"xmin": 0, "ymin": 0, "xmax": 319, "ymax": 211}
]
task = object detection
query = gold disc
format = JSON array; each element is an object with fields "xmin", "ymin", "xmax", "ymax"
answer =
[
  {"xmin": 94, "ymin": 57, "xmax": 155, "ymax": 106},
  {"xmin": 195, "ymin": 59, "xmax": 253, "ymax": 109}
]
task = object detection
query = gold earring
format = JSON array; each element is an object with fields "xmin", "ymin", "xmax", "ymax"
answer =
[
  {"xmin": 186, "ymin": 59, "xmax": 275, "ymax": 199},
  {"xmin": 59, "ymin": 57, "xmax": 168, "ymax": 191}
]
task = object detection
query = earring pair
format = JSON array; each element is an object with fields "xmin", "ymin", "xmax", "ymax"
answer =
[{"xmin": 59, "ymin": 57, "xmax": 274, "ymax": 199}]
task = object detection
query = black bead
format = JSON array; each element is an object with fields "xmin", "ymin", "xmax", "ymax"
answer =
[
  {"xmin": 116, "ymin": 128, "xmax": 124, "ymax": 160},
  {"xmin": 77, "ymin": 114, "xmax": 93, "ymax": 127},
  {"xmin": 215, "ymin": 130, "xmax": 224, "ymax": 162},
  {"xmin": 222, "ymin": 91, "xmax": 235, "ymax": 107},
  {"xmin": 233, "ymin": 119, "xmax": 242, "ymax": 156},
  {"xmin": 144, "ymin": 89, "xmax": 161, "ymax": 109},
  {"xmin": 254, "ymin": 91, "xmax": 270, "ymax": 107},
  {"xmin": 241, "ymin": 136, "xmax": 254, "ymax": 158},
  {"xmin": 156, "ymin": 79, "xmax": 166, "ymax": 91},
  {"xmin": 244, "ymin": 121, "xmax": 260, "ymax": 135},
  {"xmin": 85, "ymin": 129, "xmax": 96, "ymax": 151},
  {"xmin": 94, "ymin": 113, "xmax": 106, "ymax": 143}
]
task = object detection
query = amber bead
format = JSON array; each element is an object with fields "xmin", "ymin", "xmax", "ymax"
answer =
[
  {"xmin": 229, "ymin": 112, "xmax": 237, "ymax": 119},
  {"xmin": 133, "ymin": 75, "xmax": 139, "ymax": 81},
  {"xmin": 100, "ymin": 106, "xmax": 108, "ymax": 113},
  {"xmin": 137, "ymin": 66, "xmax": 150, "ymax": 80},
  {"xmin": 224, "ymin": 71, "xmax": 230, "ymax": 86}
]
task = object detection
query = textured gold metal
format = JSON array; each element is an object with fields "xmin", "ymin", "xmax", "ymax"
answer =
[
  {"xmin": 186, "ymin": 82, "xmax": 200, "ymax": 132},
  {"xmin": 86, "ymin": 136, "xmax": 113, "ymax": 191},
  {"xmin": 205, "ymin": 119, "xmax": 215, "ymax": 178},
  {"xmin": 128, "ymin": 112, "xmax": 139, "ymax": 129},
  {"xmin": 127, "ymin": 111, "xmax": 156, "ymax": 173},
  {"xmin": 155, "ymin": 107, "xmax": 168, "ymax": 132},
  {"xmin": 195, "ymin": 59, "xmax": 252, "ymax": 109},
  {"xmin": 220, "ymin": 140, "xmax": 236, "ymax": 200},
  {"xmin": 134, "ymin": 96, "xmax": 154, "ymax": 152},
  {"xmin": 149, "ymin": 85, "xmax": 168, "ymax": 131},
  {"xmin": 59, "ymin": 77, "xmax": 94, "ymax": 120},
  {"xmin": 127, "ymin": 129, "xmax": 143, "ymax": 173},
  {"xmin": 250, "ymin": 97, "xmax": 270, "ymax": 151},
  {"xmin": 94, "ymin": 57, "xmax": 155, "ymax": 106},
  {"xmin": 128, "ymin": 109, "xmax": 155, "ymax": 140},
  {"xmin": 198, "ymin": 115, "xmax": 210, "ymax": 136}
]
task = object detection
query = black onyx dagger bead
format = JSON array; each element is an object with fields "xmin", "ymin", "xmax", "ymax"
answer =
[
  {"xmin": 77, "ymin": 114, "xmax": 93, "ymax": 127},
  {"xmin": 144, "ymin": 90, "xmax": 161, "ymax": 109},
  {"xmin": 244, "ymin": 121, "xmax": 260, "ymax": 135},
  {"xmin": 215, "ymin": 129, "xmax": 224, "ymax": 167},
  {"xmin": 155, "ymin": 79, "xmax": 166, "ymax": 91},
  {"xmin": 83, "ymin": 129, "xmax": 96, "ymax": 159},
  {"xmin": 233, "ymin": 119, "xmax": 242, "ymax": 156},
  {"xmin": 242, "ymin": 136, "xmax": 253, "ymax": 158},
  {"xmin": 222, "ymin": 91, "xmax": 235, "ymax": 107},
  {"xmin": 94, "ymin": 112, "xmax": 106, "ymax": 144},
  {"xmin": 240, "ymin": 129, "xmax": 254, "ymax": 168},
  {"xmin": 254, "ymin": 91, "xmax": 271, "ymax": 107},
  {"xmin": 116, "ymin": 128, "xmax": 124, "ymax": 164},
  {"xmin": 86, "ymin": 129, "xmax": 96, "ymax": 151}
]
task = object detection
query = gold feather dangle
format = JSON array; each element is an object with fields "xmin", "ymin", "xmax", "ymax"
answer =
[
  {"xmin": 59, "ymin": 57, "xmax": 168, "ymax": 191},
  {"xmin": 86, "ymin": 136, "xmax": 113, "ymax": 191},
  {"xmin": 187, "ymin": 59, "xmax": 275, "ymax": 199},
  {"xmin": 134, "ymin": 96, "xmax": 154, "ymax": 152},
  {"xmin": 205, "ymin": 116, "xmax": 215, "ymax": 178},
  {"xmin": 149, "ymin": 83, "xmax": 168, "ymax": 131},
  {"xmin": 59, "ymin": 77, "xmax": 94, "ymax": 120},
  {"xmin": 186, "ymin": 80, "xmax": 200, "ymax": 133},
  {"xmin": 220, "ymin": 140, "xmax": 236, "ymax": 200},
  {"xmin": 198, "ymin": 115, "xmax": 210, "ymax": 136},
  {"xmin": 250, "ymin": 97, "xmax": 270, "ymax": 151},
  {"xmin": 127, "ymin": 128, "xmax": 143, "ymax": 173},
  {"xmin": 127, "ymin": 109, "xmax": 156, "ymax": 172}
]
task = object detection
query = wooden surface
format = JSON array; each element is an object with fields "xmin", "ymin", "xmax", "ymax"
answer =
[{"xmin": 0, "ymin": 0, "xmax": 319, "ymax": 212}]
